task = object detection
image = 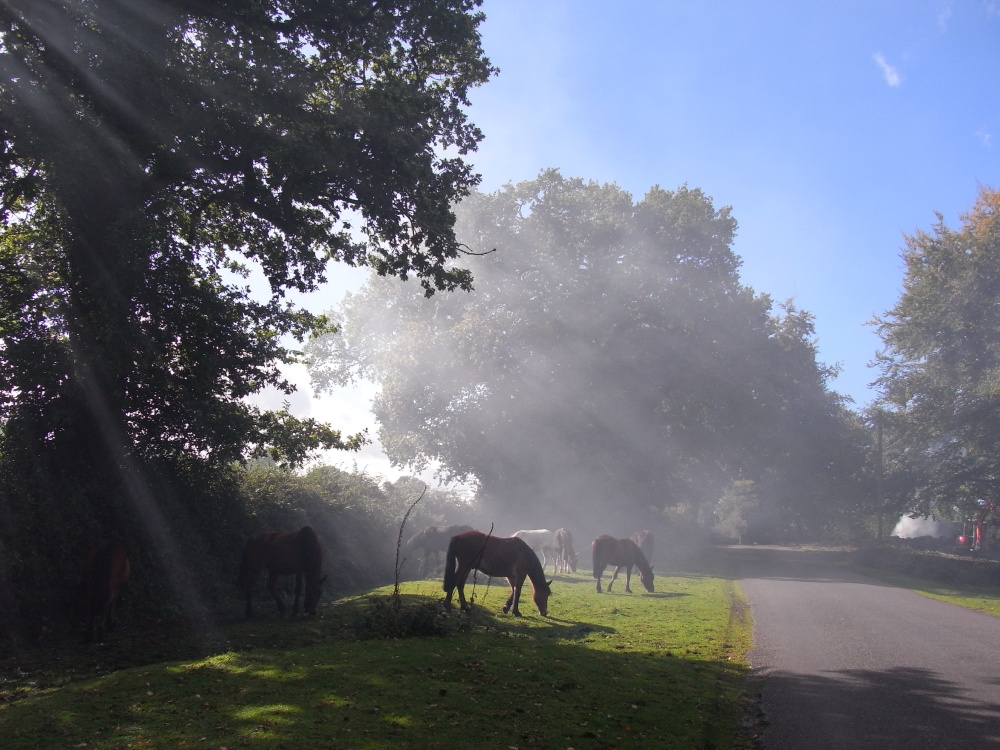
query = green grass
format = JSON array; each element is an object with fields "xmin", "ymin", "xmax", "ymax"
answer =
[
  {"xmin": 1, "ymin": 563, "xmax": 753, "ymax": 749},
  {"xmin": 852, "ymin": 563, "xmax": 1000, "ymax": 618}
]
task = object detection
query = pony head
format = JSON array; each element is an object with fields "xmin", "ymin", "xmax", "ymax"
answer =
[
  {"xmin": 533, "ymin": 578, "xmax": 554, "ymax": 616},
  {"xmin": 638, "ymin": 565, "xmax": 654, "ymax": 593},
  {"xmin": 304, "ymin": 574, "xmax": 327, "ymax": 616},
  {"xmin": 568, "ymin": 550, "xmax": 579, "ymax": 572}
]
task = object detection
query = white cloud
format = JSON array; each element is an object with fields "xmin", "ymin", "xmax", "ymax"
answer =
[
  {"xmin": 975, "ymin": 127, "xmax": 994, "ymax": 148},
  {"xmin": 872, "ymin": 53, "xmax": 902, "ymax": 87},
  {"xmin": 937, "ymin": 3, "xmax": 953, "ymax": 32}
]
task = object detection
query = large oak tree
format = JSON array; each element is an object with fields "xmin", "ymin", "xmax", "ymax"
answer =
[
  {"xmin": 873, "ymin": 187, "xmax": 1000, "ymax": 522},
  {"xmin": 0, "ymin": 1, "xmax": 494, "ymax": 503}
]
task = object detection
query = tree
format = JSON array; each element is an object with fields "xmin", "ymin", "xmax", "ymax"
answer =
[
  {"xmin": 308, "ymin": 171, "xmax": 860, "ymax": 534},
  {"xmin": 872, "ymin": 187, "xmax": 1000, "ymax": 521},
  {"xmin": 0, "ymin": 1, "xmax": 495, "ymax": 502},
  {"xmin": 714, "ymin": 480, "xmax": 758, "ymax": 544}
]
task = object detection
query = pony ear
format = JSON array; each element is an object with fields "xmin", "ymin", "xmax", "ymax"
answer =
[
  {"xmin": 547, "ymin": 579, "xmax": 554, "ymax": 587},
  {"xmin": 649, "ymin": 565, "xmax": 654, "ymax": 571}
]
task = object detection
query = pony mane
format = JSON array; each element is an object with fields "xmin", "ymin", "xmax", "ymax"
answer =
[
  {"xmin": 522, "ymin": 539, "xmax": 550, "ymax": 591},
  {"xmin": 632, "ymin": 544, "xmax": 653, "ymax": 577}
]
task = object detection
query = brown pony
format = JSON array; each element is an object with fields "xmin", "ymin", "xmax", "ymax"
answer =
[
  {"xmin": 238, "ymin": 526, "xmax": 326, "ymax": 617},
  {"xmin": 443, "ymin": 530, "xmax": 552, "ymax": 616},
  {"xmin": 85, "ymin": 538, "xmax": 131, "ymax": 643},
  {"xmin": 554, "ymin": 528, "xmax": 578, "ymax": 573},
  {"xmin": 592, "ymin": 535, "xmax": 654, "ymax": 594},
  {"xmin": 403, "ymin": 524, "xmax": 474, "ymax": 576},
  {"xmin": 630, "ymin": 530, "xmax": 655, "ymax": 563}
]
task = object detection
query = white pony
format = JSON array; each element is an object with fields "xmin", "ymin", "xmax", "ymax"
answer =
[{"xmin": 512, "ymin": 529, "xmax": 559, "ymax": 573}]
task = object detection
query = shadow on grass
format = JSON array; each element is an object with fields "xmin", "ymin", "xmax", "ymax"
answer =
[
  {"xmin": 1, "ymin": 564, "xmax": 756, "ymax": 749},
  {"xmin": 0, "ymin": 618, "xmax": 750, "ymax": 750}
]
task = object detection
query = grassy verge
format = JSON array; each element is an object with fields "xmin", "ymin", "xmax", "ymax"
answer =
[
  {"xmin": 852, "ymin": 548, "xmax": 1000, "ymax": 618},
  {"xmin": 1, "ymin": 563, "xmax": 753, "ymax": 749}
]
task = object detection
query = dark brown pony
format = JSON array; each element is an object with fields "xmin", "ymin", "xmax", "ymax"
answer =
[
  {"xmin": 592, "ymin": 535, "xmax": 654, "ymax": 594},
  {"xmin": 85, "ymin": 538, "xmax": 131, "ymax": 643},
  {"xmin": 554, "ymin": 528, "xmax": 578, "ymax": 573},
  {"xmin": 238, "ymin": 526, "xmax": 326, "ymax": 617},
  {"xmin": 630, "ymin": 529, "xmax": 655, "ymax": 563},
  {"xmin": 403, "ymin": 524, "xmax": 474, "ymax": 575},
  {"xmin": 443, "ymin": 530, "xmax": 552, "ymax": 616}
]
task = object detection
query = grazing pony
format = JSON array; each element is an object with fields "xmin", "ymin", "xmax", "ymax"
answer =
[
  {"xmin": 554, "ymin": 528, "xmax": 578, "ymax": 573},
  {"xmin": 403, "ymin": 524, "xmax": 474, "ymax": 576},
  {"xmin": 512, "ymin": 529, "xmax": 560, "ymax": 573},
  {"xmin": 238, "ymin": 526, "xmax": 326, "ymax": 617},
  {"xmin": 591, "ymin": 535, "xmax": 654, "ymax": 594},
  {"xmin": 444, "ymin": 531, "xmax": 552, "ymax": 616},
  {"xmin": 630, "ymin": 530, "xmax": 655, "ymax": 564},
  {"xmin": 85, "ymin": 538, "xmax": 131, "ymax": 643}
]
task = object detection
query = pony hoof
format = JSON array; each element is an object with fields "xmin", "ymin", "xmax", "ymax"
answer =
[{"xmin": 502, "ymin": 605, "xmax": 511, "ymax": 614}]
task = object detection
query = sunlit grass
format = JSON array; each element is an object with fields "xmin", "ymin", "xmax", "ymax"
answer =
[
  {"xmin": 853, "ymin": 565, "xmax": 1000, "ymax": 617},
  {"xmin": 0, "ymin": 563, "xmax": 754, "ymax": 749}
]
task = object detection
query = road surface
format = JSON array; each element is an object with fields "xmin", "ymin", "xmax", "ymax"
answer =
[{"xmin": 732, "ymin": 545, "xmax": 1000, "ymax": 749}]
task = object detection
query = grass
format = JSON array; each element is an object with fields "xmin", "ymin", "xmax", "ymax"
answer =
[
  {"xmin": 0, "ymin": 559, "xmax": 754, "ymax": 750},
  {"xmin": 852, "ymin": 561, "xmax": 1000, "ymax": 618}
]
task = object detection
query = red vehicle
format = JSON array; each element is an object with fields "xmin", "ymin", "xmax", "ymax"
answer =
[{"xmin": 957, "ymin": 501, "xmax": 996, "ymax": 554}]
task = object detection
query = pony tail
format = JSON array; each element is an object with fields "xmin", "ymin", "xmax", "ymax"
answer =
[{"xmin": 443, "ymin": 536, "xmax": 458, "ymax": 592}]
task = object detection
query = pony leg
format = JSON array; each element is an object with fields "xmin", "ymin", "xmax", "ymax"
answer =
[
  {"xmin": 267, "ymin": 572, "xmax": 287, "ymax": 615},
  {"xmin": 88, "ymin": 609, "xmax": 105, "ymax": 643},
  {"xmin": 502, "ymin": 576, "xmax": 524, "ymax": 616},
  {"xmin": 609, "ymin": 565, "xmax": 624, "ymax": 592},
  {"xmin": 624, "ymin": 565, "xmax": 633, "ymax": 594},
  {"xmin": 244, "ymin": 565, "xmax": 260, "ymax": 618},
  {"xmin": 456, "ymin": 564, "xmax": 471, "ymax": 610},
  {"xmin": 595, "ymin": 565, "xmax": 604, "ymax": 593},
  {"xmin": 292, "ymin": 573, "xmax": 303, "ymax": 615},
  {"xmin": 105, "ymin": 597, "xmax": 117, "ymax": 633},
  {"xmin": 502, "ymin": 578, "xmax": 515, "ymax": 614}
]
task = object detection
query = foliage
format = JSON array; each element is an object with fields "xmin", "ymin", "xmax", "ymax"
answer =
[
  {"xmin": 714, "ymin": 480, "xmax": 759, "ymax": 543},
  {"xmin": 354, "ymin": 593, "xmax": 458, "ymax": 639},
  {"xmin": 308, "ymin": 171, "xmax": 864, "ymax": 537},
  {"xmin": 0, "ymin": 0, "xmax": 494, "ymax": 650},
  {"xmin": 0, "ymin": 459, "xmax": 473, "ymax": 648},
  {"xmin": 872, "ymin": 187, "xmax": 1000, "ymax": 522},
  {"xmin": 0, "ymin": 0, "xmax": 494, "ymax": 510}
]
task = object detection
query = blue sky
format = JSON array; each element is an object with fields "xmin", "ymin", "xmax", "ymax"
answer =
[
  {"xmin": 282, "ymin": 1, "xmax": 1000, "ymax": 479},
  {"xmin": 463, "ymin": 0, "xmax": 1000, "ymax": 407}
]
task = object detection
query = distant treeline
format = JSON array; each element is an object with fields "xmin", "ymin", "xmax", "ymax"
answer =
[{"xmin": 0, "ymin": 462, "xmax": 473, "ymax": 651}]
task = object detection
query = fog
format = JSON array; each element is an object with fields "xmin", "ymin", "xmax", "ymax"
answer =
[
  {"xmin": 307, "ymin": 175, "xmax": 848, "ymax": 549},
  {"xmin": 892, "ymin": 515, "xmax": 954, "ymax": 539}
]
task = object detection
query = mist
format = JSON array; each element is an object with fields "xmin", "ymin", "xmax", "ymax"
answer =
[
  {"xmin": 892, "ymin": 515, "xmax": 953, "ymax": 539},
  {"xmin": 306, "ymin": 173, "xmax": 857, "ymax": 550}
]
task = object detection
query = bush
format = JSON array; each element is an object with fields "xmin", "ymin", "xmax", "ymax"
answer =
[{"xmin": 354, "ymin": 595, "xmax": 460, "ymax": 639}]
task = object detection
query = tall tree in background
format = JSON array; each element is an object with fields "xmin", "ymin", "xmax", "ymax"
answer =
[
  {"xmin": 0, "ymin": 1, "xmax": 494, "ymax": 507},
  {"xmin": 873, "ymin": 187, "xmax": 1000, "ymax": 521},
  {"xmin": 309, "ymin": 171, "xmax": 860, "ymax": 535}
]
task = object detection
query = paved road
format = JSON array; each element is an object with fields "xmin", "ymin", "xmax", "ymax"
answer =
[{"xmin": 731, "ymin": 545, "xmax": 1000, "ymax": 749}]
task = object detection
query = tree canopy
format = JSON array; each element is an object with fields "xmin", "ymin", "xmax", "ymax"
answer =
[
  {"xmin": 0, "ymin": 1, "xmax": 495, "ymax": 502},
  {"xmin": 308, "ymin": 171, "xmax": 862, "ymax": 536},
  {"xmin": 873, "ymin": 186, "xmax": 1000, "ymax": 521}
]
